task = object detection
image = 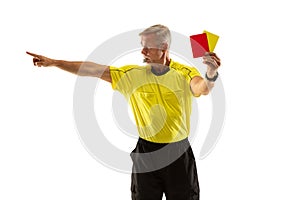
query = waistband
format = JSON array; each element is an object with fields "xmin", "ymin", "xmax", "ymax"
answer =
[
  {"xmin": 132, "ymin": 137, "xmax": 192, "ymax": 172},
  {"xmin": 137, "ymin": 137, "xmax": 190, "ymax": 152}
]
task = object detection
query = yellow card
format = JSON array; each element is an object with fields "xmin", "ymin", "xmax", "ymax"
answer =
[{"xmin": 203, "ymin": 30, "xmax": 219, "ymax": 52}]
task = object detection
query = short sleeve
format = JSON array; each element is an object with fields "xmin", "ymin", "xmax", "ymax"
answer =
[
  {"xmin": 109, "ymin": 66, "xmax": 124, "ymax": 90},
  {"xmin": 170, "ymin": 60, "xmax": 202, "ymax": 84},
  {"xmin": 186, "ymin": 66, "xmax": 202, "ymax": 81},
  {"xmin": 109, "ymin": 65, "xmax": 139, "ymax": 94}
]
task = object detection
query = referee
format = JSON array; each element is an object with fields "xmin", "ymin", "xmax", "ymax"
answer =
[{"xmin": 27, "ymin": 24, "xmax": 221, "ymax": 200}]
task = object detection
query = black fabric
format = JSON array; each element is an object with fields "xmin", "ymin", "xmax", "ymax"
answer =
[{"xmin": 131, "ymin": 138, "xmax": 200, "ymax": 200}]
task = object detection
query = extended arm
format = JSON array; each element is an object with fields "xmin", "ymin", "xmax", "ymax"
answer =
[
  {"xmin": 190, "ymin": 52, "xmax": 221, "ymax": 96},
  {"xmin": 26, "ymin": 51, "xmax": 112, "ymax": 83}
]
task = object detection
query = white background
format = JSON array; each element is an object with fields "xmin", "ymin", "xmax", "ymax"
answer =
[{"xmin": 1, "ymin": 0, "xmax": 300, "ymax": 199}]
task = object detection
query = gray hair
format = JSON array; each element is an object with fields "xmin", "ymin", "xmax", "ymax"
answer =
[{"xmin": 139, "ymin": 24, "xmax": 171, "ymax": 49}]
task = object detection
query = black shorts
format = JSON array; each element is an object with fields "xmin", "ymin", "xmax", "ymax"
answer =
[{"xmin": 130, "ymin": 138, "xmax": 200, "ymax": 200}]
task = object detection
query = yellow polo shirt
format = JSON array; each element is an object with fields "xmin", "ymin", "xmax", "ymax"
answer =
[{"xmin": 110, "ymin": 60, "xmax": 202, "ymax": 143}]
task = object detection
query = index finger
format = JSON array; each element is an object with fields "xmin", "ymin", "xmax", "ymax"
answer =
[{"xmin": 26, "ymin": 51, "xmax": 40, "ymax": 57}]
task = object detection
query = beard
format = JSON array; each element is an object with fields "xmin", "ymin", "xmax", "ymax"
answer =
[{"xmin": 143, "ymin": 58, "xmax": 150, "ymax": 63}]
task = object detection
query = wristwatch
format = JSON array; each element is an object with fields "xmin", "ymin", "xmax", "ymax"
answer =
[{"xmin": 205, "ymin": 71, "xmax": 219, "ymax": 82}]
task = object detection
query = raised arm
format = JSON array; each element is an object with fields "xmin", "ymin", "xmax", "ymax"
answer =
[
  {"xmin": 190, "ymin": 52, "xmax": 221, "ymax": 96},
  {"xmin": 26, "ymin": 51, "xmax": 112, "ymax": 83}
]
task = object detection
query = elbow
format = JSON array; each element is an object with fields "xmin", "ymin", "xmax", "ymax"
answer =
[
  {"xmin": 202, "ymin": 90, "xmax": 210, "ymax": 95},
  {"xmin": 201, "ymin": 88, "xmax": 210, "ymax": 95},
  {"xmin": 202, "ymin": 81, "xmax": 215, "ymax": 95},
  {"xmin": 192, "ymin": 88, "xmax": 209, "ymax": 97},
  {"xmin": 193, "ymin": 89, "xmax": 209, "ymax": 97},
  {"xmin": 200, "ymin": 85, "xmax": 211, "ymax": 96}
]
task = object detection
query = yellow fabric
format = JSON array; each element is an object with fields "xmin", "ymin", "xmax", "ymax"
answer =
[{"xmin": 110, "ymin": 60, "xmax": 202, "ymax": 143}]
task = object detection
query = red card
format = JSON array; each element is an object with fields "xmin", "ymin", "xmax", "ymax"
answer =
[{"xmin": 190, "ymin": 33, "xmax": 210, "ymax": 58}]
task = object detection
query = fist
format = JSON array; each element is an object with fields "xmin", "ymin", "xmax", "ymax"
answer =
[{"xmin": 203, "ymin": 52, "xmax": 221, "ymax": 71}]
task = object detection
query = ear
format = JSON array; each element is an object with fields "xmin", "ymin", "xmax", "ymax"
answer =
[{"xmin": 161, "ymin": 43, "xmax": 168, "ymax": 52}]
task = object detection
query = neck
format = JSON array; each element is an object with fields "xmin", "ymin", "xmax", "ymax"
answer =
[
  {"xmin": 151, "ymin": 66, "xmax": 170, "ymax": 76},
  {"xmin": 151, "ymin": 55, "xmax": 171, "ymax": 70},
  {"xmin": 151, "ymin": 56, "xmax": 171, "ymax": 75}
]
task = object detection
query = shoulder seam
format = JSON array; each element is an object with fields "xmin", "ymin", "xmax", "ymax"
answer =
[
  {"xmin": 171, "ymin": 65, "xmax": 194, "ymax": 79},
  {"xmin": 110, "ymin": 66, "xmax": 144, "ymax": 73}
]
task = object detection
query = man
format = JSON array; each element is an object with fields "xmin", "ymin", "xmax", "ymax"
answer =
[{"xmin": 27, "ymin": 24, "xmax": 221, "ymax": 200}]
